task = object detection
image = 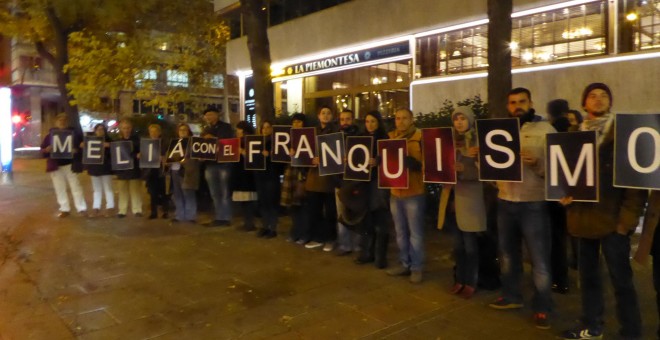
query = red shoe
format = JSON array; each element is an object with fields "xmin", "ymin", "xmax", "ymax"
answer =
[
  {"xmin": 449, "ymin": 283, "xmax": 464, "ymax": 295},
  {"xmin": 459, "ymin": 285, "xmax": 475, "ymax": 299}
]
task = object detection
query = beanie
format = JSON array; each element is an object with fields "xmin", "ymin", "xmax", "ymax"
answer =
[{"xmin": 581, "ymin": 83, "xmax": 612, "ymax": 107}]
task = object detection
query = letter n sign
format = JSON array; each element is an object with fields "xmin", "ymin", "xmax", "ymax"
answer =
[
  {"xmin": 615, "ymin": 113, "xmax": 660, "ymax": 190},
  {"xmin": 546, "ymin": 131, "xmax": 598, "ymax": 202}
]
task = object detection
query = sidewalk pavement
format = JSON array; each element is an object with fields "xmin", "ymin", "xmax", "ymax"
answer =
[{"xmin": 0, "ymin": 158, "xmax": 657, "ymax": 340}]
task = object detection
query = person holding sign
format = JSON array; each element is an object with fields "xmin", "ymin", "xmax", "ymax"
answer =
[
  {"xmin": 143, "ymin": 124, "xmax": 169, "ymax": 219},
  {"xmin": 201, "ymin": 110, "xmax": 235, "ymax": 227},
  {"xmin": 114, "ymin": 119, "xmax": 143, "ymax": 218},
  {"xmin": 303, "ymin": 106, "xmax": 339, "ymax": 251},
  {"xmin": 85, "ymin": 123, "xmax": 114, "ymax": 218},
  {"xmin": 488, "ymin": 88, "xmax": 556, "ymax": 330},
  {"xmin": 385, "ymin": 108, "xmax": 425, "ymax": 284},
  {"xmin": 335, "ymin": 109, "xmax": 361, "ymax": 255},
  {"xmin": 438, "ymin": 106, "xmax": 486, "ymax": 299},
  {"xmin": 354, "ymin": 111, "xmax": 390, "ymax": 269},
  {"xmin": 560, "ymin": 83, "xmax": 647, "ymax": 340},
  {"xmin": 231, "ymin": 121, "xmax": 259, "ymax": 232},
  {"xmin": 39, "ymin": 113, "xmax": 87, "ymax": 218},
  {"xmin": 255, "ymin": 120, "xmax": 284, "ymax": 239},
  {"xmin": 281, "ymin": 114, "xmax": 309, "ymax": 244},
  {"xmin": 170, "ymin": 123, "xmax": 200, "ymax": 223}
]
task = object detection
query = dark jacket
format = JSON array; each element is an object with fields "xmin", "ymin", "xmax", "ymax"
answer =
[
  {"xmin": 305, "ymin": 123, "xmax": 339, "ymax": 193},
  {"xmin": 114, "ymin": 134, "xmax": 142, "ymax": 180},
  {"xmin": 566, "ymin": 128, "xmax": 647, "ymax": 239},
  {"xmin": 255, "ymin": 138, "xmax": 284, "ymax": 182},
  {"xmin": 85, "ymin": 136, "xmax": 113, "ymax": 177},
  {"xmin": 40, "ymin": 128, "xmax": 84, "ymax": 173}
]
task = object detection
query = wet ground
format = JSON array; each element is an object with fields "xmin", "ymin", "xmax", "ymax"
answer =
[{"xmin": 0, "ymin": 158, "xmax": 657, "ymax": 339}]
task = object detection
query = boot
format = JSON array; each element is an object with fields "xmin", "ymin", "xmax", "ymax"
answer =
[
  {"xmin": 354, "ymin": 233, "xmax": 375, "ymax": 264},
  {"xmin": 374, "ymin": 232, "xmax": 389, "ymax": 269}
]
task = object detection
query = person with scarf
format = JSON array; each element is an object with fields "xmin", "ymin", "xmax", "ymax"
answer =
[
  {"xmin": 385, "ymin": 108, "xmax": 425, "ymax": 284},
  {"xmin": 560, "ymin": 83, "xmax": 647, "ymax": 340},
  {"xmin": 303, "ymin": 106, "xmax": 339, "ymax": 250},
  {"xmin": 437, "ymin": 106, "xmax": 486, "ymax": 299},
  {"xmin": 488, "ymin": 88, "xmax": 556, "ymax": 330},
  {"xmin": 354, "ymin": 111, "xmax": 390, "ymax": 269}
]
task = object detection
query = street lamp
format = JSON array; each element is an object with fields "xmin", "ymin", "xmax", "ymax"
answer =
[{"xmin": 0, "ymin": 87, "xmax": 13, "ymax": 184}]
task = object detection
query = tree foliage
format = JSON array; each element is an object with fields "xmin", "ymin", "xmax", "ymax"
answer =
[{"xmin": 0, "ymin": 0, "xmax": 229, "ymax": 130}]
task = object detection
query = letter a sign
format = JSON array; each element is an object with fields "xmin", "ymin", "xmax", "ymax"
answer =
[
  {"xmin": 615, "ymin": 113, "xmax": 660, "ymax": 190},
  {"xmin": 378, "ymin": 139, "xmax": 408, "ymax": 189},
  {"xmin": 546, "ymin": 131, "xmax": 598, "ymax": 202},
  {"xmin": 476, "ymin": 118, "xmax": 522, "ymax": 182}
]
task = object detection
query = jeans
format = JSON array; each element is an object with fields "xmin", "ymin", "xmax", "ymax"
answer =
[
  {"xmin": 548, "ymin": 201, "xmax": 569, "ymax": 287},
  {"xmin": 50, "ymin": 164, "xmax": 87, "ymax": 212},
  {"xmin": 256, "ymin": 176, "xmax": 280, "ymax": 231},
  {"xmin": 579, "ymin": 233, "xmax": 642, "ymax": 338},
  {"xmin": 497, "ymin": 199, "xmax": 553, "ymax": 313},
  {"xmin": 452, "ymin": 223, "xmax": 479, "ymax": 287},
  {"xmin": 204, "ymin": 163, "xmax": 232, "ymax": 221},
  {"xmin": 390, "ymin": 194, "xmax": 425, "ymax": 272},
  {"xmin": 116, "ymin": 179, "xmax": 142, "ymax": 215},
  {"xmin": 171, "ymin": 170, "xmax": 196, "ymax": 221},
  {"xmin": 90, "ymin": 175, "xmax": 114, "ymax": 210},
  {"xmin": 303, "ymin": 191, "xmax": 336, "ymax": 243},
  {"xmin": 335, "ymin": 189, "xmax": 359, "ymax": 251}
]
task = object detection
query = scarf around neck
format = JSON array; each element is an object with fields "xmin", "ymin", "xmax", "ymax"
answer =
[
  {"xmin": 392, "ymin": 125, "xmax": 417, "ymax": 140},
  {"xmin": 580, "ymin": 112, "xmax": 613, "ymax": 145}
]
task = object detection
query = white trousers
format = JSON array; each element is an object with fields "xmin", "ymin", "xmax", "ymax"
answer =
[
  {"xmin": 50, "ymin": 164, "xmax": 87, "ymax": 213},
  {"xmin": 116, "ymin": 179, "xmax": 142, "ymax": 215},
  {"xmin": 90, "ymin": 175, "xmax": 115, "ymax": 210}
]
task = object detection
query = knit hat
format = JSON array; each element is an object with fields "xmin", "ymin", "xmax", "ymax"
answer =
[
  {"xmin": 452, "ymin": 106, "xmax": 475, "ymax": 127},
  {"xmin": 581, "ymin": 83, "xmax": 612, "ymax": 107},
  {"xmin": 547, "ymin": 99, "xmax": 569, "ymax": 119}
]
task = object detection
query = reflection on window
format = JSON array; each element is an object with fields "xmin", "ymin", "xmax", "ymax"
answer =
[
  {"xmin": 415, "ymin": 1, "xmax": 608, "ymax": 78},
  {"xmin": 631, "ymin": 0, "xmax": 660, "ymax": 51},
  {"xmin": 167, "ymin": 70, "xmax": 189, "ymax": 87},
  {"xmin": 308, "ymin": 61, "xmax": 410, "ymax": 92},
  {"xmin": 512, "ymin": 1, "xmax": 606, "ymax": 66},
  {"xmin": 135, "ymin": 69, "xmax": 157, "ymax": 88}
]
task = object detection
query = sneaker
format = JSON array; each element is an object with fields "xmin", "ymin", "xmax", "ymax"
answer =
[
  {"xmin": 533, "ymin": 313, "xmax": 550, "ymax": 330},
  {"xmin": 256, "ymin": 228, "xmax": 269, "ymax": 238},
  {"xmin": 488, "ymin": 297, "xmax": 523, "ymax": 310},
  {"xmin": 305, "ymin": 241, "xmax": 324, "ymax": 249},
  {"xmin": 459, "ymin": 285, "xmax": 475, "ymax": 299},
  {"xmin": 323, "ymin": 243, "xmax": 335, "ymax": 252},
  {"xmin": 410, "ymin": 270, "xmax": 423, "ymax": 283},
  {"xmin": 88, "ymin": 209, "xmax": 100, "ymax": 218},
  {"xmin": 295, "ymin": 239, "xmax": 307, "ymax": 246},
  {"xmin": 263, "ymin": 230, "xmax": 277, "ymax": 239},
  {"xmin": 386, "ymin": 266, "xmax": 411, "ymax": 276},
  {"xmin": 57, "ymin": 211, "xmax": 70, "ymax": 218},
  {"xmin": 449, "ymin": 283, "xmax": 464, "ymax": 295},
  {"xmin": 78, "ymin": 210, "xmax": 87, "ymax": 217},
  {"xmin": 560, "ymin": 327, "xmax": 603, "ymax": 339}
]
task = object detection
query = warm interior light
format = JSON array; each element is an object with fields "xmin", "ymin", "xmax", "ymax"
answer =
[
  {"xmin": 510, "ymin": 41, "xmax": 519, "ymax": 50},
  {"xmin": 0, "ymin": 88, "xmax": 12, "ymax": 171},
  {"xmin": 626, "ymin": 13, "xmax": 638, "ymax": 21}
]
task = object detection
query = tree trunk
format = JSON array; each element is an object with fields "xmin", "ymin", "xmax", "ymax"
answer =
[
  {"xmin": 38, "ymin": 5, "xmax": 81, "ymax": 133},
  {"xmin": 487, "ymin": 0, "xmax": 512, "ymax": 118},
  {"xmin": 240, "ymin": 0, "xmax": 274, "ymax": 124}
]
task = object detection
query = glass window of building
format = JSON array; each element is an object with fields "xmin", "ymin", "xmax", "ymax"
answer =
[
  {"xmin": 166, "ymin": 70, "xmax": 189, "ymax": 87},
  {"xmin": 631, "ymin": 0, "xmax": 660, "ymax": 51},
  {"xmin": 135, "ymin": 69, "xmax": 157, "ymax": 88},
  {"xmin": 415, "ymin": 1, "xmax": 607, "ymax": 78}
]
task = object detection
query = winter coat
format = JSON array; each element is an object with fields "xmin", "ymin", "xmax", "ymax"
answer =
[
  {"xmin": 388, "ymin": 128, "xmax": 424, "ymax": 198},
  {"xmin": 114, "ymin": 134, "xmax": 142, "ymax": 180},
  {"xmin": 40, "ymin": 128, "xmax": 84, "ymax": 173}
]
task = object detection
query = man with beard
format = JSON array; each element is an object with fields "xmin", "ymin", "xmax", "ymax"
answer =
[
  {"xmin": 488, "ymin": 88, "xmax": 556, "ymax": 330},
  {"xmin": 334, "ymin": 109, "xmax": 361, "ymax": 255},
  {"xmin": 560, "ymin": 83, "xmax": 646, "ymax": 340}
]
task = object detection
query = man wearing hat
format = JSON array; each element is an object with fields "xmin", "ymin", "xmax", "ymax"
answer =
[{"xmin": 560, "ymin": 83, "xmax": 647, "ymax": 340}]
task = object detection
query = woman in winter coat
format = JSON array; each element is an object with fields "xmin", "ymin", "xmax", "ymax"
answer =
[
  {"xmin": 438, "ymin": 106, "xmax": 487, "ymax": 299},
  {"xmin": 354, "ymin": 111, "xmax": 390, "ymax": 268},
  {"xmin": 255, "ymin": 120, "xmax": 284, "ymax": 238},
  {"xmin": 170, "ymin": 123, "xmax": 200, "ymax": 223},
  {"xmin": 232, "ymin": 121, "xmax": 259, "ymax": 232},
  {"xmin": 85, "ymin": 123, "xmax": 114, "ymax": 217},
  {"xmin": 114, "ymin": 119, "xmax": 143, "ymax": 218}
]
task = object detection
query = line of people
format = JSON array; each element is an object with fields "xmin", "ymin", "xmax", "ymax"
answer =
[{"xmin": 40, "ymin": 82, "xmax": 660, "ymax": 339}]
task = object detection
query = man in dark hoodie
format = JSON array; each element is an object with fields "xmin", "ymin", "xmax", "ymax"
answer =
[
  {"xmin": 560, "ymin": 83, "xmax": 646, "ymax": 340},
  {"xmin": 488, "ymin": 88, "xmax": 556, "ymax": 330}
]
